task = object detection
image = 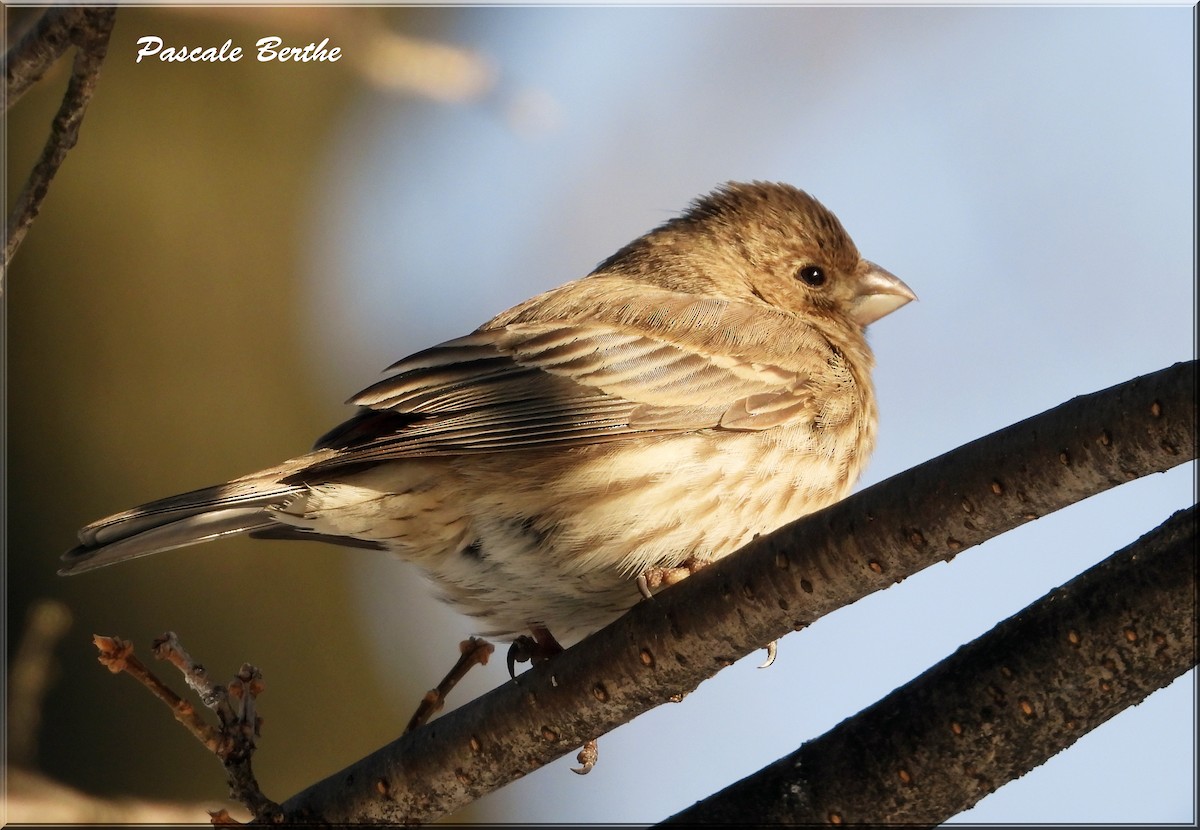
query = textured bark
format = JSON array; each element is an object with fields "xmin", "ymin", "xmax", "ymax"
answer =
[
  {"xmin": 4, "ymin": 6, "xmax": 87, "ymax": 111},
  {"xmin": 666, "ymin": 505, "xmax": 1197, "ymax": 824},
  {"xmin": 3, "ymin": 6, "xmax": 117, "ymax": 279},
  {"xmin": 277, "ymin": 361, "xmax": 1195, "ymax": 823}
]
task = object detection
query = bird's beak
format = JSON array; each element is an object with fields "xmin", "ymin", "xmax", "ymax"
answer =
[{"xmin": 849, "ymin": 261, "xmax": 917, "ymax": 326}]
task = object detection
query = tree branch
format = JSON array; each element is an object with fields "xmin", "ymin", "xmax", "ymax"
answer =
[
  {"xmin": 666, "ymin": 504, "xmax": 1197, "ymax": 824},
  {"xmin": 276, "ymin": 361, "xmax": 1194, "ymax": 823},
  {"xmin": 94, "ymin": 633, "xmax": 281, "ymax": 822},
  {"xmin": 3, "ymin": 5, "xmax": 116, "ymax": 283},
  {"xmin": 4, "ymin": 6, "xmax": 87, "ymax": 111}
]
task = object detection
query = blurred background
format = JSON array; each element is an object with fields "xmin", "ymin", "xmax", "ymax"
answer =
[{"xmin": 5, "ymin": 5, "xmax": 1194, "ymax": 824}]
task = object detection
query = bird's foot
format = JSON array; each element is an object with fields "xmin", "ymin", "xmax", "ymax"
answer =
[
  {"xmin": 636, "ymin": 554, "xmax": 708, "ymax": 599},
  {"xmin": 634, "ymin": 557, "xmax": 780, "ymax": 667},
  {"xmin": 572, "ymin": 739, "xmax": 599, "ymax": 775},
  {"xmin": 506, "ymin": 625, "xmax": 564, "ymax": 679},
  {"xmin": 505, "ymin": 628, "xmax": 603, "ymax": 774},
  {"xmin": 505, "ymin": 627, "xmax": 604, "ymax": 774}
]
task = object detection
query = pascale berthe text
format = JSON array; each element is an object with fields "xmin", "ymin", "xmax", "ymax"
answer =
[{"xmin": 135, "ymin": 36, "xmax": 342, "ymax": 64}]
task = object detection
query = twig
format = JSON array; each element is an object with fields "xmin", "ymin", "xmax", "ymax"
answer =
[
  {"xmin": 3, "ymin": 6, "xmax": 85, "ymax": 111},
  {"xmin": 92, "ymin": 633, "xmax": 282, "ymax": 824},
  {"xmin": 94, "ymin": 635, "xmax": 225, "ymax": 754},
  {"xmin": 152, "ymin": 631, "xmax": 231, "ymax": 715},
  {"xmin": 2, "ymin": 6, "xmax": 116, "ymax": 283},
  {"xmin": 404, "ymin": 636, "xmax": 495, "ymax": 734},
  {"xmin": 397, "ymin": 637, "xmax": 605, "ymax": 779}
]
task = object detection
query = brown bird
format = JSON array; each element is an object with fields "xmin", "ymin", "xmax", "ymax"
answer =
[{"xmin": 60, "ymin": 181, "xmax": 915, "ymax": 669}]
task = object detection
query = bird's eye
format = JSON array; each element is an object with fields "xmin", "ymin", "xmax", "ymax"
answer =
[{"xmin": 796, "ymin": 265, "xmax": 826, "ymax": 287}]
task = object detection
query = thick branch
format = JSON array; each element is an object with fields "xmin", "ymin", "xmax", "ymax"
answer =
[
  {"xmin": 278, "ymin": 361, "xmax": 1195, "ymax": 823},
  {"xmin": 666, "ymin": 505, "xmax": 1197, "ymax": 824}
]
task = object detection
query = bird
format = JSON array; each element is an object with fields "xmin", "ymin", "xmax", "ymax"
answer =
[{"xmin": 60, "ymin": 181, "xmax": 915, "ymax": 670}]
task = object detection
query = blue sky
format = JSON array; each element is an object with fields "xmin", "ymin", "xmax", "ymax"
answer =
[{"xmin": 295, "ymin": 7, "xmax": 1194, "ymax": 823}]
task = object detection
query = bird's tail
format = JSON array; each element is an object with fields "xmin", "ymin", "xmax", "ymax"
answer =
[{"xmin": 58, "ymin": 465, "xmax": 311, "ymax": 576}]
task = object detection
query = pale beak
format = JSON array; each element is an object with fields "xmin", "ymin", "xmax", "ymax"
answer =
[{"xmin": 849, "ymin": 260, "xmax": 917, "ymax": 326}]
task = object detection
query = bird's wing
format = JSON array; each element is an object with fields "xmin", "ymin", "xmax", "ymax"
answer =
[{"xmin": 305, "ymin": 297, "xmax": 830, "ymax": 470}]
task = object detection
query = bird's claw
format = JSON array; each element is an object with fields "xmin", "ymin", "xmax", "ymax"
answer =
[
  {"xmin": 636, "ymin": 573, "xmax": 653, "ymax": 600},
  {"xmin": 506, "ymin": 635, "xmax": 537, "ymax": 679},
  {"xmin": 571, "ymin": 739, "xmax": 599, "ymax": 774},
  {"xmin": 636, "ymin": 555, "xmax": 708, "ymax": 600},
  {"xmin": 506, "ymin": 626, "xmax": 564, "ymax": 679}
]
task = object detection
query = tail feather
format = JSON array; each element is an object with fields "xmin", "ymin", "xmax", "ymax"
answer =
[{"xmin": 60, "ymin": 477, "xmax": 306, "ymax": 576}]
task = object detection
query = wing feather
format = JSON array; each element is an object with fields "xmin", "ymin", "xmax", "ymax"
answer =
[{"xmin": 305, "ymin": 289, "xmax": 829, "ymax": 472}]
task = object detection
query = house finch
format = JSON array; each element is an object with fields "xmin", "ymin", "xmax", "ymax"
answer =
[{"xmin": 60, "ymin": 181, "xmax": 915, "ymax": 659}]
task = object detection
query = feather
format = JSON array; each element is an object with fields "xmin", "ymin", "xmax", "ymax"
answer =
[
  {"xmin": 302, "ymin": 296, "xmax": 825, "ymax": 473},
  {"xmin": 59, "ymin": 473, "xmax": 309, "ymax": 574}
]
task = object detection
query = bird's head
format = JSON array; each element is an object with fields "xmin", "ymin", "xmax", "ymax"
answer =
[{"xmin": 596, "ymin": 181, "xmax": 916, "ymax": 329}]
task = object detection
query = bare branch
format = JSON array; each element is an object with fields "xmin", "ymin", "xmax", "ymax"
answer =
[
  {"xmin": 94, "ymin": 634, "xmax": 228, "ymax": 754},
  {"xmin": 277, "ymin": 361, "xmax": 1195, "ymax": 823},
  {"xmin": 4, "ymin": 6, "xmax": 85, "ymax": 110},
  {"xmin": 404, "ymin": 637, "xmax": 496, "ymax": 735},
  {"xmin": 2, "ymin": 5, "xmax": 116, "ymax": 282},
  {"xmin": 93, "ymin": 633, "xmax": 282, "ymax": 823},
  {"xmin": 666, "ymin": 504, "xmax": 1198, "ymax": 824}
]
